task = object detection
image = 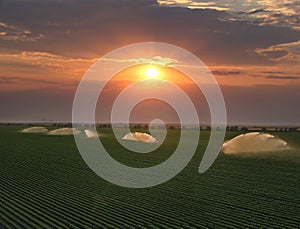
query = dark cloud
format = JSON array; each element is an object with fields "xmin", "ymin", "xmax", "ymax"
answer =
[
  {"xmin": 0, "ymin": 22, "xmax": 45, "ymax": 41},
  {"xmin": 264, "ymin": 75, "xmax": 300, "ymax": 80},
  {"xmin": 159, "ymin": 0, "xmax": 300, "ymax": 30},
  {"xmin": 211, "ymin": 70, "xmax": 241, "ymax": 76},
  {"xmin": 0, "ymin": 0, "xmax": 299, "ymax": 65},
  {"xmin": 0, "ymin": 76, "xmax": 77, "ymax": 86},
  {"xmin": 0, "ymin": 77, "xmax": 15, "ymax": 84},
  {"xmin": 250, "ymin": 73, "xmax": 300, "ymax": 80},
  {"xmin": 247, "ymin": 9, "xmax": 268, "ymax": 15},
  {"xmin": 261, "ymin": 71, "xmax": 284, "ymax": 74},
  {"xmin": 258, "ymin": 50, "xmax": 288, "ymax": 59}
]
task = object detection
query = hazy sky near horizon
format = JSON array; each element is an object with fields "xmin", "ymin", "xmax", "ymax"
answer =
[{"xmin": 0, "ymin": 0, "xmax": 300, "ymax": 124}]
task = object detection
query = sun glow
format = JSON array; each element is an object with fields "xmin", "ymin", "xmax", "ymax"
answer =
[{"xmin": 145, "ymin": 67, "xmax": 159, "ymax": 79}]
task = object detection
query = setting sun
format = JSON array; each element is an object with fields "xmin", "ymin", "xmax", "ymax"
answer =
[{"xmin": 145, "ymin": 67, "xmax": 159, "ymax": 79}]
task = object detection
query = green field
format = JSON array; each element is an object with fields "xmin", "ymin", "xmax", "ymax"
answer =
[{"xmin": 0, "ymin": 126, "xmax": 299, "ymax": 228}]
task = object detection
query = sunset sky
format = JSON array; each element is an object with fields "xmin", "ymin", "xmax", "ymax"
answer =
[{"xmin": 0, "ymin": 0, "xmax": 299, "ymax": 124}]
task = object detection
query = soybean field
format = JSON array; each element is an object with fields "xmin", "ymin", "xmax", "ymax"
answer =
[{"xmin": 0, "ymin": 126, "xmax": 299, "ymax": 228}]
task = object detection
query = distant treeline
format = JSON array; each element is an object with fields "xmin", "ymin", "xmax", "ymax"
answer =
[{"xmin": 1, "ymin": 122, "xmax": 300, "ymax": 132}]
